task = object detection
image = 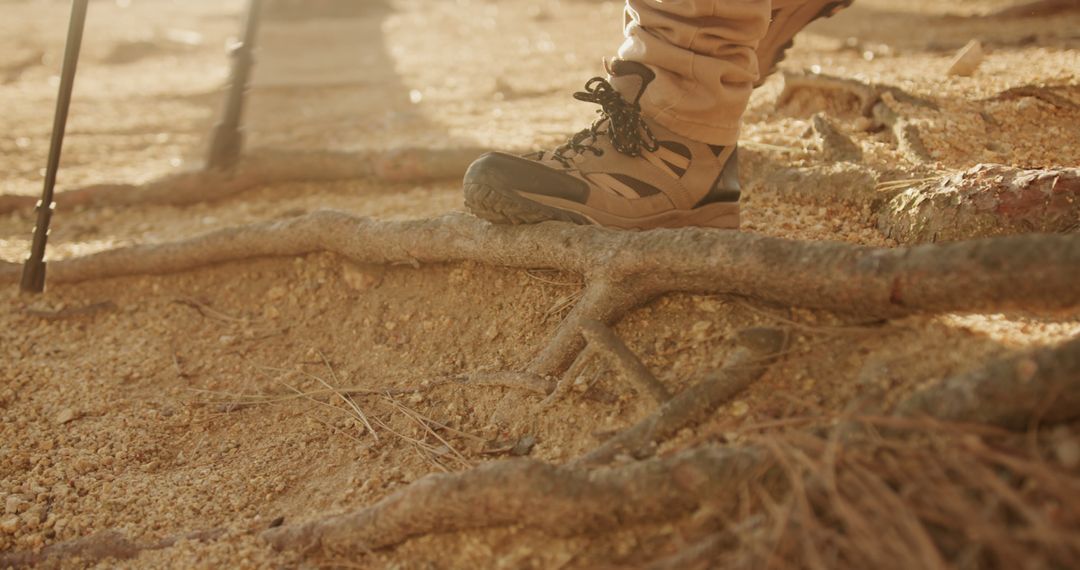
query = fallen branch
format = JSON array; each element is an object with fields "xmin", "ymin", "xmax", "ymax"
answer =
[
  {"xmin": 3, "ymin": 212, "xmax": 1079, "ymax": 378},
  {"xmin": 894, "ymin": 335, "xmax": 1080, "ymax": 429},
  {"xmin": 262, "ymin": 445, "xmax": 769, "ymax": 554},
  {"xmin": 576, "ymin": 328, "xmax": 787, "ymax": 467},
  {"xmin": 0, "ymin": 147, "xmax": 489, "ymax": 215}
]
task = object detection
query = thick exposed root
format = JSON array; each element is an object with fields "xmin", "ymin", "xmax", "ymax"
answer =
[
  {"xmin": 6, "ymin": 211, "xmax": 1078, "ymax": 317},
  {"xmin": 11, "ymin": 423, "xmax": 1079, "ymax": 568},
  {"xmin": 0, "ymin": 147, "xmax": 488, "ymax": 215},
  {"xmin": 261, "ymin": 445, "xmax": 770, "ymax": 554},
  {"xmin": 3, "ymin": 212, "xmax": 1079, "ymax": 378},
  {"xmin": 894, "ymin": 335, "xmax": 1080, "ymax": 429},
  {"xmin": 880, "ymin": 164, "xmax": 1080, "ymax": 244}
]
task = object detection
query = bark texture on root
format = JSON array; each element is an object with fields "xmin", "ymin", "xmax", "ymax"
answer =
[
  {"xmin": 894, "ymin": 336, "xmax": 1080, "ymax": 429},
  {"xmin": 0, "ymin": 147, "xmax": 488, "ymax": 215},
  {"xmin": 5, "ymin": 211, "xmax": 1079, "ymax": 318},
  {"xmin": 577, "ymin": 328, "xmax": 787, "ymax": 467},
  {"xmin": 880, "ymin": 165, "xmax": 1080, "ymax": 244},
  {"xmin": 262, "ymin": 445, "xmax": 769, "ymax": 554},
  {"xmin": 3, "ymin": 212, "xmax": 1080, "ymax": 381}
]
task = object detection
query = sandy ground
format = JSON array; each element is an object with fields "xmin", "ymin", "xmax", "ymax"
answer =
[{"xmin": 1, "ymin": 0, "xmax": 1079, "ymax": 568}]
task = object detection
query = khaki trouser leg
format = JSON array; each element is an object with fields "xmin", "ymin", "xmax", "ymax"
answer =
[{"xmin": 616, "ymin": 0, "xmax": 771, "ymax": 145}]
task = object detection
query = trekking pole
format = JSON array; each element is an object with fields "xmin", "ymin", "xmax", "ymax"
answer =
[
  {"xmin": 205, "ymin": 0, "xmax": 263, "ymax": 171},
  {"xmin": 20, "ymin": 0, "xmax": 90, "ymax": 294}
]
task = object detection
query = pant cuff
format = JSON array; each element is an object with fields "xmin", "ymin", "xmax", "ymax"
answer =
[{"xmin": 645, "ymin": 108, "xmax": 742, "ymax": 146}]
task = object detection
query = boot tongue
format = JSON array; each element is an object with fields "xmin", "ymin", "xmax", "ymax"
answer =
[{"xmin": 606, "ymin": 59, "xmax": 656, "ymax": 105}]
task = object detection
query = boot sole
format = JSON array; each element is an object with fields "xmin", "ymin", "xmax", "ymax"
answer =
[
  {"xmin": 757, "ymin": 0, "xmax": 854, "ymax": 86},
  {"xmin": 464, "ymin": 183, "xmax": 740, "ymax": 230}
]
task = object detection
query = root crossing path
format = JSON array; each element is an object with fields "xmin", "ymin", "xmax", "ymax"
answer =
[{"xmin": 3, "ymin": 211, "xmax": 1078, "ymax": 377}]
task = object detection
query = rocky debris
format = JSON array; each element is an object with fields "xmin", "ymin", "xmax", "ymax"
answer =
[
  {"xmin": 879, "ymin": 164, "xmax": 1080, "ymax": 243},
  {"xmin": 947, "ymin": 40, "xmax": 985, "ymax": 77},
  {"xmin": 54, "ymin": 409, "xmax": 77, "ymax": 425}
]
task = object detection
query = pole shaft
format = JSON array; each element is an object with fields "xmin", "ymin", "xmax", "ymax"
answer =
[
  {"xmin": 21, "ymin": 0, "xmax": 90, "ymax": 293},
  {"xmin": 205, "ymin": 0, "xmax": 263, "ymax": 170}
]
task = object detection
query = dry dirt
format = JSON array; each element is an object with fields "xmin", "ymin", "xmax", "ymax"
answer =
[{"xmin": 1, "ymin": 0, "xmax": 1079, "ymax": 568}]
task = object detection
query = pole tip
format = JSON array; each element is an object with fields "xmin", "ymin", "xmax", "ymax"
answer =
[{"xmin": 19, "ymin": 259, "xmax": 46, "ymax": 294}]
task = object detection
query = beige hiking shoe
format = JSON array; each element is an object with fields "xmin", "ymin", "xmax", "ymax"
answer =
[
  {"xmin": 463, "ymin": 60, "xmax": 741, "ymax": 230},
  {"xmin": 756, "ymin": 0, "xmax": 854, "ymax": 85}
]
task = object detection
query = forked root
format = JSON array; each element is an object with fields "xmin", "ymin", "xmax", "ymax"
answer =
[
  {"xmin": 4, "ymin": 212, "xmax": 1078, "ymax": 319},
  {"xmin": 3, "ymin": 211, "xmax": 1078, "ymax": 378},
  {"xmin": 576, "ymin": 328, "xmax": 787, "ymax": 467}
]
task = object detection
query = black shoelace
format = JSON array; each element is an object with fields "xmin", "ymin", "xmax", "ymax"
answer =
[{"xmin": 548, "ymin": 77, "xmax": 659, "ymax": 167}]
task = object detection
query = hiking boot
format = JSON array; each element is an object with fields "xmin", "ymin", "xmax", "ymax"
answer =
[
  {"xmin": 756, "ymin": 0, "xmax": 854, "ymax": 86},
  {"xmin": 463, "ymin": 60, "xmax": 741, "ymax": 230}
]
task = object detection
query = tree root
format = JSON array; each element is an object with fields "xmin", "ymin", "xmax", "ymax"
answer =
[
  {"xmin": 576, "ymin": 328, "xmax": 787, "ymax": 467},
  {"xmin": 811, "ymin": 113, "xmax": 863, "ymax": 163},
  {"xmin": 987, "ymin": 0, "xmax": 1080, "ymax": 18},
  {"xmin": 894, "ymin": 335, "xmax": 1080, "ymax": 430},
  {"xmin": 0, "ymin": 528, "xmax": 224, "ymax": 568},
  {"xmin": 880, "ymin": 164, "xmax": 1080, "ymax": 244},
  {"xmin": 261, "ymin": 445, "xmax": 771, "ymax": 555},
  {"xmin": 579, "ymin": 319, "xmax": 671, "ymax": 403},
  {"xmin": 526, "ymin": 279, "xmax": 658, "ymax": 376},
  {"xmin": 3, "ymin": 211, "xmax": 1079, "ymax": 377},
  {"xmin": 778, "ymin": 72, "xmax": 936, "ymax": 165},
  {"xmin": 0, "ymin": 147, "xmax": 489, "ymax": 215},
  {"xmin": 985, "ymin": 85, "xmax": 1080, "ymax": 109},
  {"xmin": 872, "ymin": 95, "xmax": 935, "ymax": 164}
]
